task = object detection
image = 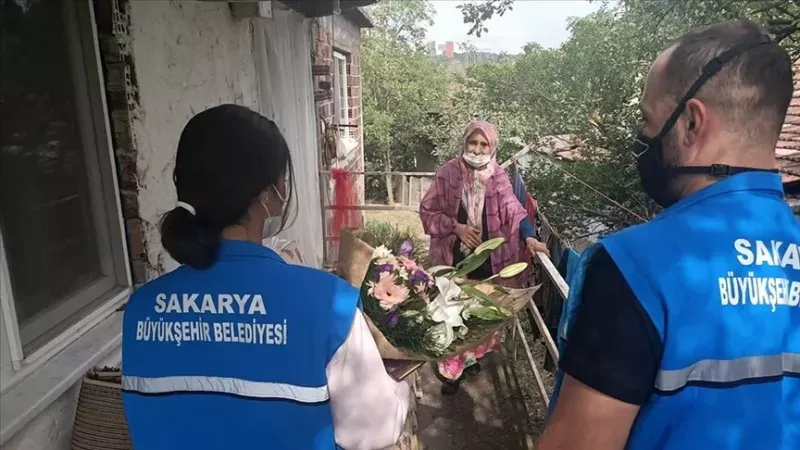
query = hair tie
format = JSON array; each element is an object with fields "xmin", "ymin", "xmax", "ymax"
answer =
[{"xmin": 176, "ymin": 201, "xmax": 196, "ymax": 216}]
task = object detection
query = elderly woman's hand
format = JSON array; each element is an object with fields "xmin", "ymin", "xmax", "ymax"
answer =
[
  {"xmin": 525, "ymin": 237, "xmax": 551, "ymax": 258},
  {"xmin": 455, "ymin": 223, "xmax": 482, "ymax": 249}
]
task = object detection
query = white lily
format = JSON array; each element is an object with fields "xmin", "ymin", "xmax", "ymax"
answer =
[
  {"xmin": 460, "ymin": 299, "xmax": 480, "ymax": 320},
  {"xmin": 372, "ymin": 245, "xmax": 393, "ymax": 260},
  {"xmin": 426, "ymin": 277, "xmax": 465, "ymax": 349},
  {"xmin": 430, "ymin": 323, "xmax": 454, "ymax": 351},
  {"xmin": 435, "ymin": 276, "xmax": 462, "ymax": 302}
]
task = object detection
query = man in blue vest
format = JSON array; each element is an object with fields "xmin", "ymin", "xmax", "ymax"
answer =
[{"xmin": 539, "ymin": 20, "xmax": 799, "ymax": 449}]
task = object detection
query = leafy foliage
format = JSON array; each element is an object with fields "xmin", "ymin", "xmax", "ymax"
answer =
[
  {"xmin": 460, "ymin": 1, "xmax": 800, "ymax": 56},
  {"xmin": 446, "ymin": 0, "xmax": 799, "ymax": 238},
  {"xmin": 360, "ymin": 0, "xmax": 799, "ymax": 236},
  {"xmin": 458, "ymin": 0, "xmax": 516, "ymax": 38},
  {"xmin": 434, "ymin": 8, "xmax": 658, "ymax": 237},
  {"xmin": 361, "ymin": 1, "xmax": 450, "ymax": 201},
  {"xmin": 361, "ymin": 220, "xmax": 430, "ymax": 266}
]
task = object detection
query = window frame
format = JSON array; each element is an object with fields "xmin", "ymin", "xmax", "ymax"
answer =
[
  {"xmin": 332, "ymin": 50, "xmax": 351, "ymax": 139},
  {"xmin": 0, "ymin": 0, "xmax": 131, "ymax": 387}
]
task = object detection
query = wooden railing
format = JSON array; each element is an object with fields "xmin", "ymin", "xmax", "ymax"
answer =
[
  {"xmin": 320, "ymin": 171, "xmax": 436, "ymax": 215},
  {"xmin": 514, "ymin": 211, "xmax": 568, "ymax": 408}
]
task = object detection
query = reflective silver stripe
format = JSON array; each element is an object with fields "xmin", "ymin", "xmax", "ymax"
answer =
[
  {"xmin": 655, "ymin": 352, "xmax": 800, "ymax": 392},
  {"xmin": 122, "ymin": 375, "xmax": 329, "ymax": 403}
]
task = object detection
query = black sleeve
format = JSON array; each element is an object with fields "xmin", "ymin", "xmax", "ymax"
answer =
[{"xmin": 558, "ymin": 247, "xmax": 663, "ymax": 405}]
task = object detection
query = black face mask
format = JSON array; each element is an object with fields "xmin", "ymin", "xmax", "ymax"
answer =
[{"xmin": 633, "ymin": 37, "xmax": 779, "ymax": 208}]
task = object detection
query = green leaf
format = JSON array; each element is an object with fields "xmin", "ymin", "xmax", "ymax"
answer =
[
  {"xmin": 467, "ymin": 306, "xmax": 512, "ymax": 321},
  {"xmin": 452, "ymin": 251, "xmax": 493, "ymax": 278},
  {"xmin": 460, "ymin": 284, "xmax": 502, "ymax": 309},
  {"xmin": 453, "ymin": 238, "xmax": 504, "ymax": 277},
  {"xmin": 428, "ymin": 265, "xmax": 456, "ymax": 277},
  {"xmin": 498, "ymin": 262, "xmax": 528, "ymax": 278},
  {"xmin": 493, "ymin": 285, "xmax": 510, "ymax": 295},
  {"xmin": 473, "ymin": 237, "xmax": 506, "ymax": 255}
]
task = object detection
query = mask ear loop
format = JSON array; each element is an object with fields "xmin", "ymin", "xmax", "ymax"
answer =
[
  {"xmin": 631, "ymin": 139, "xmax": 650, "ymax": 158},
  {"xmin": 654, "ymin": 37, "xmax": 772, "ymax": 142},
  {"xmin": 259, "ymin": 191, "xmax": 273, "ymax": 221},
  {"xmin": 272, "ymin": 185, "xmax": 286, "ymax": 203}
]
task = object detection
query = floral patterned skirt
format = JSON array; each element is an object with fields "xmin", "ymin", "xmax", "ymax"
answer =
[{"xmin": 436, "ymin": 330, "xmax": 503, "ymax": 380}]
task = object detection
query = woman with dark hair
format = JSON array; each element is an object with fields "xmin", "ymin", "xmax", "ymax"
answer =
[{"xmin": 121, "ymin": 104, "xmax": 409, "ymax": 450}]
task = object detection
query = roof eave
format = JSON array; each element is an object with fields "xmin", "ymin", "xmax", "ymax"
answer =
[
  {"xmin": 344, "ymin": 7, "xmax": 373, "ymax": 28},
  {"xmin": 280, "ymin": 0, "xmax": 377, "ymax": 21}
]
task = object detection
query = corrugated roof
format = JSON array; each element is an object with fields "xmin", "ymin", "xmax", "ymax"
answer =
[{"xmin": 777, "ymin": 58, "xmax": 800, "ymax": 184}]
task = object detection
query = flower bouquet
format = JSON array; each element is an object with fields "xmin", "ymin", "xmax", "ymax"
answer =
[{"xmin": 358, "ymin": 237, "xmax": 539, "ymax": 361}]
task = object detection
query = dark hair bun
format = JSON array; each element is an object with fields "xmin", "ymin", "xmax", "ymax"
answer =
[
  {"xmin": 160, "ymin": 206, "xmax": 219, "ymax": 270},
  {"xmin": 161, "ymin": 104, "xmax": 294, "ymax": 270}
]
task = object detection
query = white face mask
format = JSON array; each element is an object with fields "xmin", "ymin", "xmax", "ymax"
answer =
[
  {"xmin": 261, "ymin": 185, "xmax": 287, "ymax": 239},
  {"xmin": 463, "ymin": 152, "xmax": 491, "ymax": 168}
]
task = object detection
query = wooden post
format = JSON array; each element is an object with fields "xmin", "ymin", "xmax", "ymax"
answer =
[{"xmin": 385, "ymin": 143, "xmax": 395, "ymax": 205}]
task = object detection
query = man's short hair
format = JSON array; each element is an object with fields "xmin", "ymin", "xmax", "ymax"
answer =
[{"xmin": 661, "ymin": 20, "xmax": 793, "ymax": 143}]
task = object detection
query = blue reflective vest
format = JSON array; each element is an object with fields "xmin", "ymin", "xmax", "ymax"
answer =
[
  {"xmin": 122, "ymin": 240, "xmax": 359, "ymax": 450},
  {"xmin": 600, "ymin": 172, "xmax": 800, "ymax": 449},
  {"xmin": 548, "ymin": 246, "xmax": 596, "ymax": 417}
]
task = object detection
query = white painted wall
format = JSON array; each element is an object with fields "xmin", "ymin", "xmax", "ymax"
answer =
[
  {"xmin": 1, "ymin": 3, "xmax": 263, "ymax": 448},
  {"xmin": 127, "ymin": 1, "xmax": 261, "ymax": 278}
]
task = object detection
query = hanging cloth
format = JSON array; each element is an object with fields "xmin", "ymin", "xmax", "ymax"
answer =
[
  {"xmin": 525, "ymin": 192, "xmax": 538, "ymax": 236},
  {"xmin": 330, "ymin": 168, "xmax": 362, "ymax": 241},
  {"xmin": 512, "ymin": 165, "xmax": 526, "ymax": 205}
]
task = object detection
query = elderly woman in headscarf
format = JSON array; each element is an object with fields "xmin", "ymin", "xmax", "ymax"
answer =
[{"xmin": 419, "ymin": 120, "xmax": 550, "ymax": 395}]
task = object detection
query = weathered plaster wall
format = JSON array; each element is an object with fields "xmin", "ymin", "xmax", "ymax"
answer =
[
  {"xmin": 127, "ymin": 1, "xmax": 260, "ymax": 277},
  {"xmin": 0, "ymin": 3, "xmax": 260, "ymax": 449}
]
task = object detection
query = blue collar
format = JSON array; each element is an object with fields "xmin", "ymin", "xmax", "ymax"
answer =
[
  {"xmin": 217, "ymin": 239, "xmax": 284, "ymax": 263},
  {"xmin": 661, "ymin": 171, "xmax": 785, "ymax": 218}
]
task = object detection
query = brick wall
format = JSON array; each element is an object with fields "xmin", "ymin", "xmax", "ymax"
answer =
[
  {"xmin": 94, "ymin": 0, "xmax": 149, "ymax": 285},
  {"xmin": 312, "ymin": 19, "xmax": 335, "ymax": 129},
  {"xmin": 312, "ymin": 16, "xmax": 366, "ymax": 265}
]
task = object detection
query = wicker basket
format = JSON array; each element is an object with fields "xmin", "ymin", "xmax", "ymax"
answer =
[
  {"xmin": 69, "ymin": 368, "xmax": 419, "ymax": 450},
  {"xmin": 70, "ymin": 369, "xmax": 133, "ymax": 450}
]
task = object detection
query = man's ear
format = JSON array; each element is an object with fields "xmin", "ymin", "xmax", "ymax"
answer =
[
  {"xmin": 684, "ymin": 99, "xmax": 707, "ymax": 142},
  {"xmin": 682, "ymin": 98, "xmax": 708, "ymax": 160}
]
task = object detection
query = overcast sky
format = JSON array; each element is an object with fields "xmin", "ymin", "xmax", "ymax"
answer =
[{"xmin": 427, "ymin": 1, "xmax": 606, "ymax": 54}]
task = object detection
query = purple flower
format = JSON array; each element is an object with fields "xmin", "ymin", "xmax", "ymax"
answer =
[
  {"xmin": 386, "ymin": 311, "xmax": 400, "ymax": 328},
  {"xmin": 373, "ymin": 263, "xmax": 394, "ymax": 279},
  {"xmin": 398, "ymin": 240, "xmax": 413, "ymax": 257},
  {"xmin": 409, "ymin": 269, "xmax": 429, "ymax": 285}
]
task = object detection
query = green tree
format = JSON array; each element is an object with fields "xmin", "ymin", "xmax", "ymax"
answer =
[
  {"xmin": 361, "ymin": 0, "xmax": 450, "ymax": 202},
  {"xmin": 448, "ymin": 1, "xmax": 800, "ymax": 239},
  {"xmin": 366, "ymin": 0, "xmax": 434, "ymax": 48},
  {"xmin": 460, "ymin": 0, "xmax": 800, "ymax": 55}
]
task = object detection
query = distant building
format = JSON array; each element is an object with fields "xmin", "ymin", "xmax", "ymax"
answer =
[{"xmin": 443, "ymin": 41, "xmax": 455, "ymax": 58}]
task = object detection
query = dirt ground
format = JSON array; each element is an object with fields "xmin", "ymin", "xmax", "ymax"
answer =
[
  {"xmin": 415, "ymin": 324, "xmax": 555, "ymax": 450},
  {"xmin": 365, "ymin": 209, "xmax": 555, "ymax": 449}
]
